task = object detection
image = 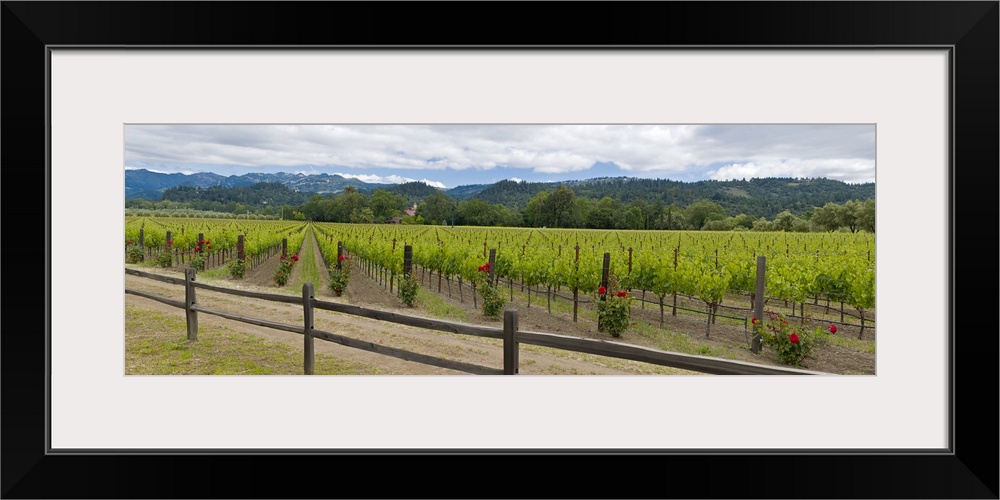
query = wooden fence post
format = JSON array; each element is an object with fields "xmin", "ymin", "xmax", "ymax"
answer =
[
  {"xmin": 751, "ymin": 256, "xmax": 766, "ymax": 354},
  {"xmin": 237, "ymin": 235, "xmax": 245, "ymax": 263},
  {"xmin": 672, "ymin": 247, "xmax": 679, "ymax": 316},
  {"xmin": 165, "ymin": 231, "xmax": 172, "ymax": 263},
  {"xmin": 184, "ymin": 268, "xmax": 198, "ymax": 341},
  {"xmin": 403, "ymin": 245, "xmax": 413, "ymax": 277},
  {"xmin": 503, "ymin": 309, "xmax": 519, "ymax": 375},
  {"xmin": 138, "ymin": 228, "xmax": 145, "ymax": 261},
  {"xmin": 599, "ymin": 252, "xmax": 611, "ymax": 332},
  {"xmin": 303, "ymin": 282, "xmax": 315, "ymax": 375},
  {"xmin": 488, "ymin": 249, "xmax": 496, "ymax": 287}
]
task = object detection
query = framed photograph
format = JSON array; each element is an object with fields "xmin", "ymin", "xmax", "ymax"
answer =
[{"xmin": 5, "ymin": 2, "xmax": 996, "ymax": 498}]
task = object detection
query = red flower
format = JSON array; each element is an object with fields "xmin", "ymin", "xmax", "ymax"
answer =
[
  {"xmin": 168, "ymin": 241, "xmax": 173, "ymax": 245},
  {"xmin": 205, "ymin": 240, "xmax": 211, "ymax": 245},
  {"xmin": 598, "ymin": 286, "xmax": 607, "ymax": 295},
  {"xmin": 292, "ymin": 254, "xmax": 299, "ymax": 261},
  {"xmin": 338, "ymin": 255, "xmax": 346, "ymax": 261},
  {"xmin": 194, "ymin": 246, "xmax": 201, "ymax": 252},
  {"xmin": 127, "ymin": 241, "xmax": 133, "ymax": 245},
  {"xmin": 789, "ymin": 333, "xmax": 800, "ymax": 344},
  {"xmin": 477, "ymin": 265, "xmax": 484, "ymax": 272},
  {"xmin": 617, "ymin": 290, "xmax": 627, "ymax": 297},
  {"xmin": 751, "ymin": 317, "xmax": 758, "ymax": 325},
  {"xmin": 828, "ymin": 324, "xmax": 837, "ymax": 334}
]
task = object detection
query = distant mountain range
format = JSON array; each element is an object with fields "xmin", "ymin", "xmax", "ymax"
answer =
[{"xmin": 125, "ymin": 168, "xmax": 875, "ymax": 219}]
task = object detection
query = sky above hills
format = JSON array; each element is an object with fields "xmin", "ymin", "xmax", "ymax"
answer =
[{"xmin": 124, "ymin": 124, "xmax": 876, "ymax": 188}]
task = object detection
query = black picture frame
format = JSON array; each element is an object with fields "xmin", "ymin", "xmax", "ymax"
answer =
[{"xmin": 3, "ymin": 2, "xmax": 997, "ymax": 498}]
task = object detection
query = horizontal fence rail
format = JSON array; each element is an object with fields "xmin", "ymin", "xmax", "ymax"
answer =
[{"xmin": 125, "ymin": 267, "xmax": 821, "ymax": 376}]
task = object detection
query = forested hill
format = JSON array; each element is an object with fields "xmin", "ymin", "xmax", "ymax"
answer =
[{"xmin": 470, "ymin": 177, "xmax": 874, "ymax": 219}]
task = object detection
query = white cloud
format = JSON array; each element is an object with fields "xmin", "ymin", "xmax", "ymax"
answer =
[
  {"xmin": 335, "ymin": 172, "xmax": 446, "ymax": 189},
  {"xmin": 125, "ymin": 124, "xmax": 875, "ymax": 183},
  {"xmin": 708, "ymin": 158, "xmax": 875, "ymax": 184},
  {"xmin": 419, "ymin": 179, "xmax": 447, "ymax": 189}
]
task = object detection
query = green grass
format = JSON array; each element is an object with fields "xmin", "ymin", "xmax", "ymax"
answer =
[
  {"xmin": 125, "ymin": 303, "xmax": 383, "ymax": 375},
  {"xmin": 825, "ymin": 333, "xmax": 876, "ymax": 354},
  {"xmin": 289, "ymin": 226, "xmax": 324, "ymax": 293},
  {"xmin": 413, "ymin": 287, "xmax": 468, "ymax": 321}
]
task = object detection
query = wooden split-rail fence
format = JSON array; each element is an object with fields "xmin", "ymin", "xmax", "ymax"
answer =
[{"xmin": 124, "ymin": 266, "xmax": 821, "ymax": 376}]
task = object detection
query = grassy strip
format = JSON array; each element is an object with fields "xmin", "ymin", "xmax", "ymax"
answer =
[
  {"xmin": 125, "ymin": 303, "xmax": 383, "ymax": 375},
  {"xmin": 412, "ymin": 287, "xmax": 468, "ymax": 322},
  {"xmin": 288, "ymin": 226, "xmax": 324, "ymax": 294}
]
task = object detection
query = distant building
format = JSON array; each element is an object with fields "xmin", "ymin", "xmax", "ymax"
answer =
[
  {"xmin": 387, "ymin": 216, "xmax": 404, "ymax": 224},
  {"xmin": 405, "ymin": 203, "xmax": 417, "ymax": 217}
]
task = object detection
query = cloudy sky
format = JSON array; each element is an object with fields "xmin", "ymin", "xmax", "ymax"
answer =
[{"xmin": 124, "ymin": 124, "xmax": 875, "ymax": 188}]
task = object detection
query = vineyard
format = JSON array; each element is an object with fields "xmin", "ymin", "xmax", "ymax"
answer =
[{"xmin": 125, "ymin": 217, "xmax": 876, "ymax": 374}]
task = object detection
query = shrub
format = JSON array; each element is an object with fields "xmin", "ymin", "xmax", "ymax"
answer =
[
  {"xmin": 328, "ymin": 254, "xmax": 351, "ymax": 294},
  {"xmin": 125, "ymin": 241, "xmax": 144, "ymax": 264},
  {"xmin": 596, "ymin": 286, "xmax": 632, "ymax": 338},
  {"xmin": 474, "ymin": 262, "xmax": 506, "ymax": 320},
  {"xmin": 752, "ymin": 311, "xmax": 829, "ymax": 366},
  {"xmin": 228, "ymin": 258, "xmax": 246, "ymax": 279},
  {"xmin": 274, "ymin": 253, "xmax": 297, "ymax": 286},
  {"xmin": 155, "ymin": 250, "xmax": 174, "ymax": 268},
  {"xmin": 398, "ymin": 273, "xmax": 419, "ymax": 307}
]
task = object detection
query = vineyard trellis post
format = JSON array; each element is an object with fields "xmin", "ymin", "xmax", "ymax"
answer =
[
  {"xmin": 138, "ymin": 228, "xmax": 145, "ymax": 261},
  {"xmin": 503, "ymin": 309, "xmax": 519, "ymax": 375},
  {"xmin": 237, "ymin": 235, "xmax": 245, "ymax": 263},
  {"xmin": 336, "ymin": 241, "xmax": 344, "ymax": 269},
  {"xmin": 572, "ymin": 244, "xmax": 580, "ymax": 322},
  {"xmin": 598, "ymin": 252, "xmax": 611, "ymax": 332},
  {"xmin": 488, "ymin": 248, "xmax": 496, "ymax": 287},
  {"xmin": 282, "ymin": 238, "xmax": 287, "ymax": 258},
  {"xmin": 751, "ymin": 255, "xmax": 766, "ymax": 354},
  {"xmin": 403, "ymin": 245, "xmax": 412, "ymax": 277},
  {"xmin": 672, "ymin": 247, "xmax": 679, "ymax": 316},
  {"xmin": 303, "ymin": 282, "xmax": 315, "ymax": 375},
  {"xmin": 184, "ymin": 268, "xmax": 198, "ymax": 341}
]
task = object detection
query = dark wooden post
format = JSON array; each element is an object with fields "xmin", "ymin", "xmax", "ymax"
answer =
[
  {"xmin": 572, "ymin": 244, "xmax": 580, "ymax": 322},
  {"xmin": 672, "ymin": 247, "xmax": 679, "ymax": 316},
  {"xmin": 282, "ymin": 238, "xmax": 287, "ymax": 258},
  {"xmin": 138, "ymin": 228, "xmax": 145, "ymax": 261},
  {"xmin": 164, "ymin": 231, "xmax": 172, "ymax": 262},
  {"xmin": 488, "ymin": 249, "xmax": 496, "ymax": 287},
  {"xmin": 184, "ymin": 268, "xmax": 198, "ymax": 341},
  {"xmin": 751, "ymin": 256, "xmax": 766, "ymax": 354},
  {"xmin": 392, "ymin": 238, "xmax": 396, "ymax": 252},
  {"xmin": 601, "ymin": 252, "xmax": 611, "ymax": 290},
  {"xmin": 336, "ymin": 241, "xmax": 344, "ymax": 270},
  {"xmin": 627, "ymin": 247, "xmax": 633, "ymax": 275},
  {"xmin": 599, "ymin": 252, "xmax": 611, "ymax": 332},
  {"xmin": 303, "ymin": 282, "xmax": 315, "ymax": 375},
  {"xmin": 197, "ymin": 233, "xmax": 204, "ymax": 253},
  {"xmin": 403, "ymin": 245, "xmax": 413, "ymax": 277},
  {"xmin": 237, "ymin": 235, "xmax": 245, "ymax": 263},
  {"xmin": 503, "ymin": 309, "xmax": 519, "ymax": 375}
]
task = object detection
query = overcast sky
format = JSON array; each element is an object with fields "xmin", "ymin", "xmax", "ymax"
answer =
[{"xmin": 124, "ymin": 124, "xmax": 875, "ymax": 188}]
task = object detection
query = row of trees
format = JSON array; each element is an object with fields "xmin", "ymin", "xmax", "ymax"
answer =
[{"xmin": 136, "ymin": 182, "xmax": 875, "ymax": 233}]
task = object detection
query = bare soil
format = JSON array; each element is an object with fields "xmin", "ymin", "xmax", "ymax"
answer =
[{"xmin": 125, "ymin": 232, "xmax": 875, "ymax": 376}]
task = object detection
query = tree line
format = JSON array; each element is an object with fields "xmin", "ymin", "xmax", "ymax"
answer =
[{"xmin": 127, "ymin": 181, "xmax": 875, "ymax": 233}]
